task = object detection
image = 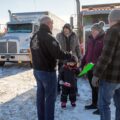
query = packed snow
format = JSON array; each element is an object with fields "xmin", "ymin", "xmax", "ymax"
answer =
[{"xmin": 0, "ymin": 63, "xmax": 115, "ymax": 120}]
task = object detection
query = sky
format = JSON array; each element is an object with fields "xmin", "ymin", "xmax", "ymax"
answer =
[{"xmin": 0, "ymin": 0, "xmax": 120, "ymax": 24}]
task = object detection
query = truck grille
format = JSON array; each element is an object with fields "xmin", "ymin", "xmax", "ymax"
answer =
[
  {"xmin": 0, "ymin": 41, "xmax": 17, "ymax": 53},
  {"xmin": 0, "ymin": 42, "xmax": 7, "ymax": 53},
  {"xmin": 8, "ymin": 42, "xmax": 17, "ymax": 53}
]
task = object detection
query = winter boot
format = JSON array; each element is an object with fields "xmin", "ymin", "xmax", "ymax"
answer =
[
  {"xmin": 71, "ymin": 102, "xmax": 76, "ymax": 107},
  {"xmin": 61, "ymin": 102, "xmax": 66, "ymax": 108},
  {"xmin": 85, "ymin": 104, "xmax": 97, "ymax": 110},
  {"xmin": 93, "ymin": 109, "xmax": 100, "ymax": 115}
]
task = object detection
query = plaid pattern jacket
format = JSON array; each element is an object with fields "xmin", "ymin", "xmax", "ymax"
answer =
[{"xmin": 93, "ymin": 22, "xmax": 120, "ymax": 83}]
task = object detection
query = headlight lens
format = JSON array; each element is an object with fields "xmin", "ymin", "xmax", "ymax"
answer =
[{"xmin": 20, "ymin": 49, "xmax": 29, "ymax": 53}]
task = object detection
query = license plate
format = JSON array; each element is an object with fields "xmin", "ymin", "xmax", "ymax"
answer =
[{"xmin": 5, "ymin": 55, "xmax": 11, "ymax": 59}]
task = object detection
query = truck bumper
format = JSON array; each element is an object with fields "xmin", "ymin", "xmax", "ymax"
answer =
[{"xmin": 0, "ymin": 54, "xmax": 31, "ymax": 63}]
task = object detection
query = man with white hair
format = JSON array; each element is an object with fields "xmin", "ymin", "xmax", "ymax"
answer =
[
  {"xmin": 30, "ymin": 16, "xmax": 73, "ymax": 120},
  {"xmin": 92, "ymin": 9, "xmax": 120, "ymax": 120}
]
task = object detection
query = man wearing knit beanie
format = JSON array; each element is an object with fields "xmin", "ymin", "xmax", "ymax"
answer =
[{"xmin": 92, "ymin": 9, "xmax": 120, "ymax": 120}]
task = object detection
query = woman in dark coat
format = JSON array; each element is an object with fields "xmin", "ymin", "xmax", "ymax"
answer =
[{"xmin": 81, "ymin": 21, "xmax": 105, "ymax": 115}]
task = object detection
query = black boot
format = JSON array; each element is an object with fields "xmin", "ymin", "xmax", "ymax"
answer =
[
  {"xmin": 85, "ymin": 104, "xmax": 97, "ymax": 110},
  {"xmin": 93, "ymin": 109, "xmax": 100, "ymax": 115}
]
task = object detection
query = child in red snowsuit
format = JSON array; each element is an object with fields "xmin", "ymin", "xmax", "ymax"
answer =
[{"xmin": 59, "ymin": 57, "xmax": 80, "ymax": 108}]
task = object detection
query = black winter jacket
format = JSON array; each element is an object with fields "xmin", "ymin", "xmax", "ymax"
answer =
[
  {"xmin": 30, "ymin": 24, "xmax": 71, "ymax": 72},
  {"xmin": 59, "ymin": 64, "xmax": 80, "ymax": 87}
]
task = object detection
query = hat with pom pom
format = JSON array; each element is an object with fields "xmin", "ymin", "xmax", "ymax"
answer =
[{"xmin": 91, "ymin": 21, "xmax": 105, "ymax": 32}]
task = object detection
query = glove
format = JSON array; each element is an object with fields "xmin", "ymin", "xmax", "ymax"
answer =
[
  {"xmin": 63, "ymin": 82, "xmax": 71, "ymax": 87},
  {"xmin": 92, "ymin": 76, "xmax": 99, "ymax": 87}
]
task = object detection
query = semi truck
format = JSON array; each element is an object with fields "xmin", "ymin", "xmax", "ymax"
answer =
[{"xmin": 0, "ymin": 11, "xmax": 65, "ymax": 66}]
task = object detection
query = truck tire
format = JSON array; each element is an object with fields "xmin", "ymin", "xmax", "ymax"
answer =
[
  {"xmin": 0, "ymin": 61, "xmax": 5, "ymax": 66},
  {"xmin": 30, "ymin": 62, "xmax": 33, "ymax": 68}
]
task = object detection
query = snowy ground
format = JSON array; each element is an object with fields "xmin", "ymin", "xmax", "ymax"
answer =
[{"xmin": 0, "ymin": 63, "xmax": 115, "ymax": 120}]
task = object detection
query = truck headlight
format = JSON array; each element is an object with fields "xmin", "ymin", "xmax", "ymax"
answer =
[{"xmin": 20, "ymin": 49, "xmax": 29, "ymax": 53}]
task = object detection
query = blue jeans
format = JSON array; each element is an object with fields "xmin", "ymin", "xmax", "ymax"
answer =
[
  {"xmin": 98, "ymin": 80, "xmax": 120, "ymax": 120},
  {"xmin": 34, "ymin": 70, "xmax": 57, "ymax": 120}
]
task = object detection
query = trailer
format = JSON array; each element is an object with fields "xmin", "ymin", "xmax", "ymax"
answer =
[{"xmin": 0, "ymin": 11, "xmax": 65, "ymax": 66}]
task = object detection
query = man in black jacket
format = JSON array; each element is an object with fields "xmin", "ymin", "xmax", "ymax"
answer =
[{"xmin": 30, "ymin": 16, "xmax": 72, "ymax": 120}]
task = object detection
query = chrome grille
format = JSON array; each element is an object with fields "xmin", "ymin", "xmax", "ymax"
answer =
[
  {"xmin": 0, "ymin": 42, "xmax": 7, "ymax": 53},
  {"xmin": 8, "ymin": 42, "xmax": 17, "ymax": 53},
  {"xmin": 0, "ymin": 41, "xmax": 17, "ymax": 53}
]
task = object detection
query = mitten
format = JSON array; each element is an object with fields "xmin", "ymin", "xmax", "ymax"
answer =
[{"xmin": 63, "ymin": 82, "xmax": 71, "ymax": 87}]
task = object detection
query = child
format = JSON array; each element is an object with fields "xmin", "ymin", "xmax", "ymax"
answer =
[{"xmin": 59, "ymin": 56, "xmax": 80, "ymax": 108}]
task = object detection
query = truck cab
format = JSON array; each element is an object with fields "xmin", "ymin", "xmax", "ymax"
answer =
[
  {"xmin": 0, "ymin": 11, "xmax": 65, "ymax": 66},
  {"xmin": 0, "ymin": 18, "xmax": 39, "ymax": 66}
]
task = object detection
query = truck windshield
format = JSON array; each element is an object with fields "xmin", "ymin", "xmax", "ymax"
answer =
[
  {"xmin": 7, "ymin": 23, "xmax": 32, "ymax": 33},
  {"xmin": 83, "ymin": 14, "xmax": 108, "ymax": 26}
]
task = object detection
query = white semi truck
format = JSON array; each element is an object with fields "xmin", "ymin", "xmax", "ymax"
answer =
[{"xmin": 0, "ymin": 11, "xmax": 65, "ymax": 66}]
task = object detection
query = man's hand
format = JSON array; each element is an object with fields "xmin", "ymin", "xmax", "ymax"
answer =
[
  {"xmin": 77, "ymin": 61, "xmax": 81, "ymax": 67},
  {"xmin": 77, "ymin": 58, "xmax": 81, "ymax": 67},
  {"xmin": 92, "ymin": 76, "xmax": 99, "ymax": 87}
]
